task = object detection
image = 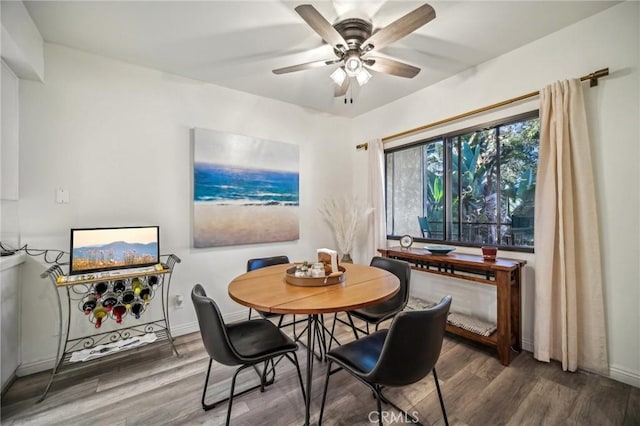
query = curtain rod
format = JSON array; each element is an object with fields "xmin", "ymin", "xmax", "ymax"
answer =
[{"xmin": 356, "ymin": 67, "xmax": 609, "ymax": 150}]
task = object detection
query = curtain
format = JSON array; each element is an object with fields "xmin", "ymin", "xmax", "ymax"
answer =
[
  {"xmin": 365, "ymin": 138, "xmax": 387, "ymax": 262},
  {"xmin": 533, "ymin": 79, "xmax": 608, "ymax": 373}
]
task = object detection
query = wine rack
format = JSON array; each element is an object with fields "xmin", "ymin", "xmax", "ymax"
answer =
[{"xmin": 39, "ymin": 254, "xmax": 181, "ymax": 402}]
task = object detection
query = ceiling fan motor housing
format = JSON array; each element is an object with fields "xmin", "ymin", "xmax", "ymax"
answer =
[{"xmin": 332, "ymin": 18, "xmax": 373, "ymax": 54}]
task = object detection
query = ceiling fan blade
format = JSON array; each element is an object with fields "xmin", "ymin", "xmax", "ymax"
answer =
[
  {"xmin": 295, "ymin": 4, "xmax": 348, "ymax": 52},
  {"xmin": 272, "ymin": 58, "xmax": 341, "ymax": 75},
  {"xmin": 361, "ymin": 4, "xmax": 436, "ymax": 53},
  {"xmin": 364, "ymin": 57, "xmax": 420, "ymax": 78},
  {"xmin": 334, "ymin": 77, "xmax": 350, "ymax": 97}
]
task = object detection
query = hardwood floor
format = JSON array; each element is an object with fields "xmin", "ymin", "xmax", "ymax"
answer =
[{"xmin": 2, "ymin": 317, "xmax": 638, "ymax": 425}]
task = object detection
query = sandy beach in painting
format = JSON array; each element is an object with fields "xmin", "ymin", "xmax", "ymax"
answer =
[{"xmin": 194, "ymin": 203, "xmax": 299, "ymax": 247}]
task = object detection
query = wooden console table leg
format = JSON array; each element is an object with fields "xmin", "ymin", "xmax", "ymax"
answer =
[
  {"xmin": 511, "ymin": 268, "xmax": 522, "ymax": 352},
  {"xmin": 496, "ymin": 271, "xmax": 512, "ymax": 366}
]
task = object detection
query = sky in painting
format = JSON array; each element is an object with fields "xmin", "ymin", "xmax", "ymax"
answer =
[{"xmin": 193, "ymin": 128, "xmax": 299, "ymax": 173}]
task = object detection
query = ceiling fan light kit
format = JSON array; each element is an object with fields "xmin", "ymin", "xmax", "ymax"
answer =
[
  {"xmin": 330, "ymin": 67, "xmax": 347, "ymax": 86},
  {"xmin": 356, "ymin": 68, "xmax": 372, "ymax": 86},
  {"xmin": 344, "ymin": 53, "xmax": 363, "ymax": 76},
  {"xmin": 273, "ymin": 3, "xmax": 436, "ymax": 97}
]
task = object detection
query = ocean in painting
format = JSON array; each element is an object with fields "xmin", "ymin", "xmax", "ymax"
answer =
[{"xmin": 194, "ymin": 162, "xmax": 299, "ymax": 206}]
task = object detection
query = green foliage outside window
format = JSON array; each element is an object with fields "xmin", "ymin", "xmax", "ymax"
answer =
[{"xmin": 386, "ymin": 112, "xmax": 539, "ymax": 250}]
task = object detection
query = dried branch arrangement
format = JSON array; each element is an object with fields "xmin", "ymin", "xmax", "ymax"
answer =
[{"xmin": 319, "ymin": 196, "xmax": 373, "ymax": 257}]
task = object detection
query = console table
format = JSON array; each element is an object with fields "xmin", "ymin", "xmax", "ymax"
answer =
[{"xmin": 378, "ymin": 247, "xmax": 526, "ymax": 366}]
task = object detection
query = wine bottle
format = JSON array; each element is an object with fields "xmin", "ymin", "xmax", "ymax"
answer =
[
  {"xmin": 122, "ymin": 290, "xmax": 135, "ymax": 308},
  {"xmin": 139, "ymin": 286, "xmax": 152, "ymax": 304},
  {"xmin": 131, "ymin": 277, "xmax": 143, "ymax": 295},
  {"xmin": 113, "ymin": 279, "xmax": 126, "ymax": 293},
  {"xmin": 112, "ymin": 304, "xmax": 126, "ymax": 324},
  {"xmin": 101, "ymin": 292, "xmax": 118, "ymax": 312},
  {"xmin": 82, "ymin": 293, "xmax": 97, "ymax": 315},
  {"xmin": 147, "ymin": 275, "xmax": 159, "ymax": 287},
  {"xmin": 130, "ymin": 301, "xmax": 144, "ymax": 319},
  {"xmin": 94, "ymin": 281, "xmax": 109, "ymax": 297},
  {"xmin": 93, "ymin": 304, "xmax": 107, "ymax": 328}
]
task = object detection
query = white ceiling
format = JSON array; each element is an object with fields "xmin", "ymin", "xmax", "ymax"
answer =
[{"xmin": 24, "ymin": 1, "xmax": 618, "ymax": 118}]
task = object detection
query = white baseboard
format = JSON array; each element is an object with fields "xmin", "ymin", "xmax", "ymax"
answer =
[
  {"xmin": 609, "ymin": 364, "xmax": 640, "ymax": 388},
  {"xmin": 518, "ymin": 344, "xmax": 639, "ymax": 389},
  {"xmin": 1, "ymin": 372, "xmax": 18, "ymax": 395},
  {"xmin": 521, "ymin": 337, "xmax": 534, "ymax": 353},
  {"xmin": 16, "ymin": 357, "xmax": 55, "ymax": 377},
  {"xmin": 169, "ymin": 321, "xmax": 199, "ymax": 337}
]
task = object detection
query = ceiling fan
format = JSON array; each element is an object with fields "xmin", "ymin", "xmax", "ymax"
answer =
[{"xmin": 273, "ymin": 3, "xmax": 436, "ymax": 97}]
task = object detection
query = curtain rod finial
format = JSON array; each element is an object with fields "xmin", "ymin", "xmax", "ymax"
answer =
[
  {"xmin": 356, "ymin": 143, "xmax": 368, "ymax": 151},
  {"xmin": 588, "ymin": 68, "xmax": 609, "ymax": 87}
]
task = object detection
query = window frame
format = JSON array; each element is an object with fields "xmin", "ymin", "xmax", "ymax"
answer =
[{"xmin": 385, "ymin": 110, "xmax": 539, "ymax": 253}]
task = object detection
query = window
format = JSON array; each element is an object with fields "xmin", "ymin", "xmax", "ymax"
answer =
[{"xmin": 385, "ymin": 111, "xmax": 539, "ymax": 250}]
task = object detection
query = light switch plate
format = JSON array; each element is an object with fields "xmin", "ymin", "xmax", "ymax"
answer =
[{"xmin": 56, "ymin": 188, "xmax": 69, "ymax": 204}]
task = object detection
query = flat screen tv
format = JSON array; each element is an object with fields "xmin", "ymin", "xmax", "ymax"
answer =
[{"xmin": 69, "ymin": 226, "xmax": 160, "ymax": 275}]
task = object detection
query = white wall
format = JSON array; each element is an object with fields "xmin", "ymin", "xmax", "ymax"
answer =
[
  {"xmin": 352, "ymin": 2, "xmax": 639, "ymax": 387},
  {"xmin": 0, "ymin": 0, "xmax": 45, "ymax": 82},
  {"xmin": 1, "ymin": 60, "xmax": 21, "ymax": 248},
  {"xmin": 16, "ymin": 43, "xmax": 352, "ymax": 374}
]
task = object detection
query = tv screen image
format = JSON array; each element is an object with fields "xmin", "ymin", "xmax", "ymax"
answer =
[{"xmin": 70, "ymin": 226, "xmax": 160, "ymax": 275}]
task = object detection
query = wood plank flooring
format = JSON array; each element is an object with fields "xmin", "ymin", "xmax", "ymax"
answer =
[{"xmin": 2, "ymin": 316, "xmax": 637, "ymax": 425}]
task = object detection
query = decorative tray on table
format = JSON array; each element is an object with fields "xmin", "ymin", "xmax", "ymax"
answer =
[{"xmin": 285, "ymin": 266, "xmax": 346, "ymax": 287}]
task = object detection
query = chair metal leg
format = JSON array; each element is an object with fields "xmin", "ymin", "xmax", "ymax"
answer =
[
  {"xmin": 346, "ymin": 312, "xmax": 359, "ymax": 340},
  {"xmin": 374, "ymin": 385, "xmax": 383, "ymax": 426},
  {"xmin": 259, "ymin": 362, "xmax": 268, "ymax": 391},
  {"xmin": 248, "ymin": 308, "xmax": 252, "ymax": 320},
  {"xmin": 377, "ymin": 389, "xmax": 422, "ymax": 425},
  {"xmin": 261, "ymin": 355, "xmax": 292, "ymax": 388},
  {"xmin": 433, "ymin": 368, "xmax": 449, "ymax": 426},
  {"xmin": 292, "ymin": 314, "xmax": 296, "ymax": 338},
  {"xmin": 328, "ymin": 313, "xmax": 339, "ymax": 351},
  {"xmin": 225, "ymin": 366, "xmax": 242, "ymax": 426},
  {"xmin": 201, "ymin": 360, "xmax": 268, "ymax": 416},
  {"xmin": 318, "ymin": 360, "xmax": 333, "ymax": 426},
  {"xmin": 320, "ymin": 317, "xmax": 342, "ymax": 353},
  {"xmin": 293, "ymin": 320, "xmax": 307, "ymax": 342},
  {"xmin": 201, "ymin": 358, "xmax": 215, "ymax": 410},
  {"xmin": 286, "ymin": 352, "xmax": 306, "ymax": 403}
]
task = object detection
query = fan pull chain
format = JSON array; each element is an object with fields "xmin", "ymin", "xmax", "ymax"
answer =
[{"xmin": 344, "ymin": 80, "xmax": 354, "ymax": 104}]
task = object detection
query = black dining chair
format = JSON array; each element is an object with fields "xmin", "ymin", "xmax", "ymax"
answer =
[
  {"xmin": 191, "ymin": 284, "xmax": 305, "ymax": 425},
  {"xmin": 247, "ymin": 255, "xmax": 308, "ymax": 340},
  {"xmin": 319, "ymin": 295, "xmax": 452, "ymax": 426},
  {"xmin": 246, "ymin": 255, "xmax": 290, "ymax": 325},
  {"xmin": 329, "ymin": 256, "xmax": 411, "ymax": 348}
]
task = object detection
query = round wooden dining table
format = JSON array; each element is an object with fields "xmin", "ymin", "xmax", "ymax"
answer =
[{"xmin": 228, "ymin": 262, "xmax": 400, "ymax": 426}]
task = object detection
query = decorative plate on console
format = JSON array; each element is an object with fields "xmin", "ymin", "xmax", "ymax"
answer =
[{"xmin": 425, "ymin": 245, "xmax": 456, "ymax": 255}]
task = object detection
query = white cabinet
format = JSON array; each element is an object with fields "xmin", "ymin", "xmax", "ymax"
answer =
[{"xmin": 1, "ymin": 253, "xmax": 24, "ymax": 391}]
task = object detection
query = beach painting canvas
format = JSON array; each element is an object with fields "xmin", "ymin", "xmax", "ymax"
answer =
[{"xmin": 192, "ymin": 128, "xmax": 300, "ymax": 248}]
